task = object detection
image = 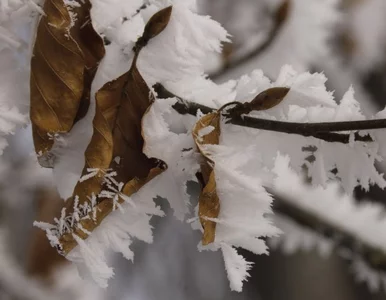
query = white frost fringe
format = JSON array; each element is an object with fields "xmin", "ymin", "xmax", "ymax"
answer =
[
  {"xmin": 190, "ymin": 141, "xmax": 281, "ymax": 292},
  {"xmin": 65, "ymin": 189, "xmax": 164, "ymax": 288}
]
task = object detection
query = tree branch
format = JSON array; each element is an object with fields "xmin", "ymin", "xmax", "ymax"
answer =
[
  {"xmin": 154, "ymin": 83, "xmax": 382, "ymax": 144},
  {"xmin": 210, "ymin": 0, "xmax": 291, "ymax": 80},
  {"xmin": 154, "ymin": 82, "xmax": 386, "ymax": 271},
  {"xmin": 272, "ymin": 193, "xmax": 386, "ymax": 274}
]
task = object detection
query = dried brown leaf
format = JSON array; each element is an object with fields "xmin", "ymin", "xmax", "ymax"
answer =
[
  {"xmin": 30, "ymin": 0, "xmax": 105, "ymax": 167},
  {"xmin": 56, "ymin": 7, "xmax": 173, "ymax": 255},
  {"xmin": 193, "ymin": 112, "xmax": 221, "ymax": 245},
  {"xmin": 192, "ymin": 86, "xmax": 288, "ymax": 245},
  {"xmin": 142, "ymin": 6, "xmax": 173, "ymax": 42},
  {"xmin": 59, "ymin": 62, "xmax": 166, "ymax": 255}
]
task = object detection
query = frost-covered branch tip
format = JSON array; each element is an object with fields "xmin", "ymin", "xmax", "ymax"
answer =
[{"xmin": 154, "ymin": 83, "xmax": 386, "ymax": 144}]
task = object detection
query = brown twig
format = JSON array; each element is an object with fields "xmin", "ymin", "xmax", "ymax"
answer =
[{"xmin": 154, "ymin": 83, "xmax": 379, "ymax": 144}]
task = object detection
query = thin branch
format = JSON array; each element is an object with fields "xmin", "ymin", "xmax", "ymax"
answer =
[
  {"xmin": 154, "ymin": 83, "xmax": 381, "ymax": 144},
  {"xmin": 229, "ymin": 117, "xmax": 373, "ymax": 143},
  {"xmin": 210, "ymin": 0, "xmax": 291, "ymax": 80}
]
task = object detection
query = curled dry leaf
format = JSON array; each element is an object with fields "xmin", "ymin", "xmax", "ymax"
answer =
[
  {"xmin": 193, "ymin": 112, "xmax": 221, "ymax": 245},
  {"xmin": 30, "ymin": 0, "xmax": 105, "ymax": 167},
  {"xmin": 56, "ymin": 7, "xmax": 172, "ymax": 256},
  {"xmin": 192, "ymin": 87, "xmax": 289, "ymax": 245}
]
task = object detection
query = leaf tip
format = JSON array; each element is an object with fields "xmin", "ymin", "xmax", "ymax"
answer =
[{"xmin": 143, "ymin": 5, "xmax": 173, "ymax": 41}]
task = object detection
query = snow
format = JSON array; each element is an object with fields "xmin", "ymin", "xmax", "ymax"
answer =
[
  {"xmin": 65, "ymin": 182, "xmax": 164, "ymax": 288},
  {"xmin": 142, "ymin": 97, "xmax": 199, "ymax": 220}
]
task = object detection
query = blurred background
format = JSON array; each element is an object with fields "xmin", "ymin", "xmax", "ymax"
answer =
[{"xmin": 2, "ymin": 0, "xmax": 386, "ymax": 299}]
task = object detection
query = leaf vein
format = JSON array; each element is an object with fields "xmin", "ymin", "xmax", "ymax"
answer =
[{"xmin": 31, "ymin": 71, "xmax": 63, "ymax": 131}]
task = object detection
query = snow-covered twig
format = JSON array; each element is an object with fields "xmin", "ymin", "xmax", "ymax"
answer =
[{"xmin": 154, "ymin": 83, "xmax": 386, "ymax": 144}]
